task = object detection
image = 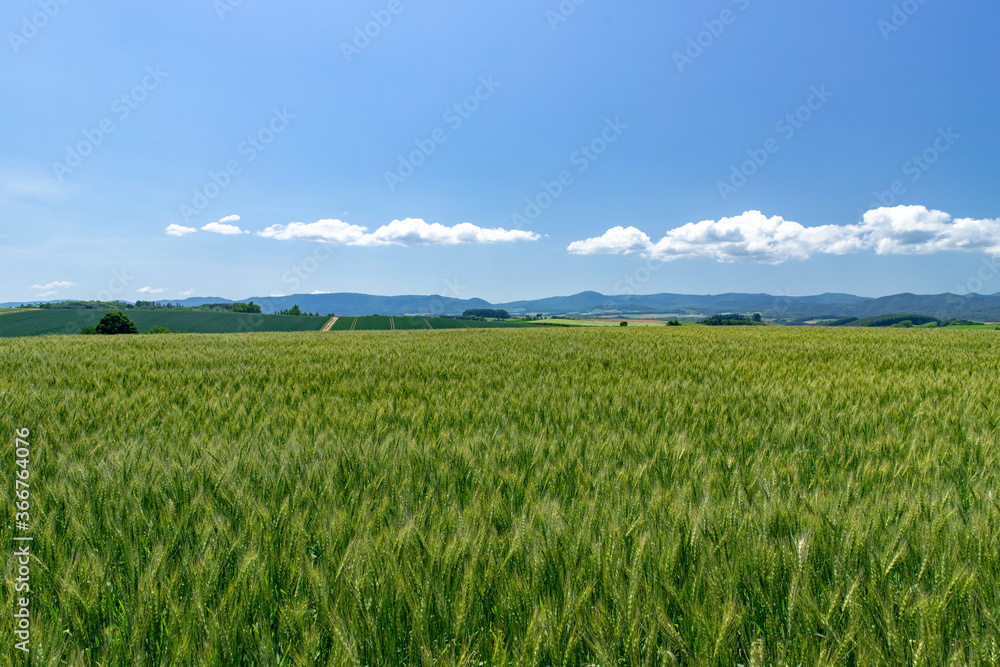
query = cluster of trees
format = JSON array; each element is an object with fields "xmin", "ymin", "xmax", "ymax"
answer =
[
  {"xmin": 461, "ymin": 309, "xmax": 510, "ymax": 320},
  {"xmin": 836, "ymin": 314, "xmax": 938, "ymax": 328},
  {"xmin": 29, "ymin": 300, "xmax": 265, "ymax": 313},
  {"xmin": 276, "ymin": 305, "xmax": 326, "ymax": 317},
  {"xmin": 700, "ymin": 313, "xmax": 763, "ymax": 326},
  {"xmin": 195, "ymin": 302, "xmax": 262, "ymax": 314},
  {"xmin": 34, "ymin": 300, "xmax": 132, "ymax": 310},
  {"xmin": 81, "ymin": 313, "xmax": 183, "ymax": 336},
  {"xmin": 138, "ymin": 301, "xmax": 262, "ymax": 313},
  {"xmin": 833, "ymin": 314, "xmax": 980, "ymax": 328},
  {"xmin": 81, "ymin": 312, "xmax": 138, "ymax": 335}
]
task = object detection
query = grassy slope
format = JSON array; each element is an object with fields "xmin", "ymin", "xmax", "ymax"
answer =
[
  {"xmin": 325, "ymin": 316, "xmax": 526, "ymax": 331},
  {"xmin": 330, "ymin": 316, "xmax": 357, "ymax": 331},
  {"xmin": 940, "ymin": 323, "xmax": 1000, "ymax": 330},
  {"xmin": 1, "ymin": 328, "xmax": 998, "ymax": 664},
  {"xmin": 392, "ymin": 316, "xmax": 432, "ymax": 330},
  {"xmin": 352, "ymin": 315, "xmax": 393, "ymax": 331},
  {"xmin": 0, "ymin": 309, "xmax": 328, "ymax": 337},
  {"xmin": 526, "ymin": 318, "xmax": 669, "ymax": 327}
]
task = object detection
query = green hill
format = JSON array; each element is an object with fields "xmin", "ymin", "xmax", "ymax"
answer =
[
  {"xmin": 0, "ymin": 309, "xmax": 328, "ymax": 338},
  {"xmin": 328, "ymin": 315, "xmax": 526, "ymax": 332}
]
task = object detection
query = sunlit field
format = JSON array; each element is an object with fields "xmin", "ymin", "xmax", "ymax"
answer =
[{"xmin": 2, "ymin": 327, "xmax": 998, "ymax": 665}]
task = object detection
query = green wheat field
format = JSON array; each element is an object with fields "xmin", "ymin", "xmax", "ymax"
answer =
[{"xmin": 1, "ymin": 327, "xmax": 998, "ymax": 665}]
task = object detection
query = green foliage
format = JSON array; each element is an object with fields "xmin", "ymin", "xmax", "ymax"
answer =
[
  {"xmin": 37, "ymin": 300, "xmax": 133, "ymax": 310},
  {"xmin": 0, "ymin": 310, "xmax": 329, "ymax": 338},
  {"xmin": 80, "ymin": 326, "xmax": 97, "ymax": 335},
  {"xmin": 666, "ymin": 320, "xmax": 682, "ymax": 326},
  {"xmin": 462, "ymin": 308, "xmax": 511, "ymax": 319},
  {"xmin": 701, "ymin": 313, "xmax": 762, "ymax": 326},
  {"xmin": 329, "ymin": 316, "xmax": 526, "ymax": 331},
  {"xmin": 1, "ymin": 328, "xmax": 998, "ymax": 664},
  {"xmin": 842, "ymin": 314, "xmax": 940, "ymax": 328},
  {"xmin": 143, "ymin": 326, "xmax": 172, "ymax": 334},
  {"xmin": 96, "ymin": 311, "xmax": 138, "ymax": 335},
  {"xmin": 278, "ymin": 304, "xmax": 303, "ymax": 316},
  {"xmin": 30, "ymin": 299, "xmax": 268, "ymax": 314},
  {"xmin": 619, "ymin": 321, "xmax": 628, "ymax": 327},
  {"xmin": 231, "ymin": 301, "xmax": 262, "ymax": 314}
]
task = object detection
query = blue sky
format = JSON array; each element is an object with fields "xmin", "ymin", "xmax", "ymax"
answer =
[{"xmin": 2, "ymin": 0, "xmax": 999, "ymax": 303}]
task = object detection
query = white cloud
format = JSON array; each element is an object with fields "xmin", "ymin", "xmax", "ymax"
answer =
[
  {"xmin": 311, "ymin": 290, "xmax": 331, "ymax": 294},
  {"xmin": 861, "ymin": 206, "xmax": 1000, "ymax": 255},
  {"xmin": 257, "ymin": 217, "xmax": 539, "ymax": 247},
  {"xmin": 567, "ymin": 226, "xmax": 651, "ymax": 255},
  {"xmin": 31, "ymin": 280, "xmax": 74, "ymax": 290},
  {"xmin": 36, "ymin": 291, "xmax": 56, "ymax": 298},
  {"xmin": 568, "ymin": 206, "xmax": 1000, "ymax": 264},
  {"xmin": 179, "ymin": 289, "xmax": 196, "ymax": 297},
  {"xmin": 201, "ymin": 221, "xmax": 247, "ymax": 235},
  {"xmin": 137, "ymin": 287, "xmax": 166, "ymax": 294},
  {"xmin": 218, "ymin": 214, "xmax": 240, "ymax": 223},
  {"xmin": 166, "ymin": 224, "xmax": 197, "ymax": 237},
  {"xmin": 258, "ymin": 219, "xmax": 369, "ymax": 244}
]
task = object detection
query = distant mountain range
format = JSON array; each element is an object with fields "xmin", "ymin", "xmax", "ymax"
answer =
[{"xmin": 7, "ymin": 291, "xmax": 1000, "ymax": 321}]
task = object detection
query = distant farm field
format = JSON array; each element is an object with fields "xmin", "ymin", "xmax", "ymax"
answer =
[
  {"xmin": 330, "ymin": 315, "xmax": 526, "ymax": 332},
  {"xmin": 526, "ymin": 318, "xmax": 670, "ymax": 327},
  {"xmin": 1, "ymin": 327, "xmax": 998, "ymax": 665},
  {"xmin": 0, "ymin": 309, "xmax": 329, "ymax": 337}
]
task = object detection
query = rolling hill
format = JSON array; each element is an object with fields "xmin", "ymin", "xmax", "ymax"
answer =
[{"xmin": 0, "ymin": 309, "xmax": 329, "ymax": 338}]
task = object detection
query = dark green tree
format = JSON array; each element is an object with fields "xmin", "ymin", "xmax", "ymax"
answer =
[
  {"xmin": 232, "ymin": 301, "xmax": 262, "ymax": 314},
  {"xmin": 95, "ymin": 312, "xmax": 138, "ymax": 335},
  {"xmin": 462, "ymin": 308, "xmax": 510, "ymax": 319}
]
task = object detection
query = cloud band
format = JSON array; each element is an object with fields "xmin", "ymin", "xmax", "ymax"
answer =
[{"xmin": 567, "ymin": 206, "xmax": 1000, "ymax": 264}]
